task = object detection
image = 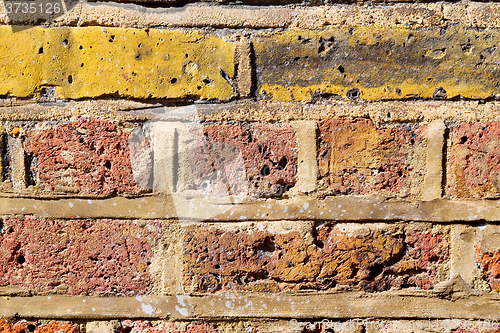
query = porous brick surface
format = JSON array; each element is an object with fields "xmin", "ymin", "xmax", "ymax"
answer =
[
  {"xmin": 318, "ymin": 117, "xmax": 425, "ymax": 196},
  {"xmin": 254, "ymin": 25, "xmax": 500, "ymax": 101},
  {"xmin": 448, "ymin": 122, "xmax": 500, "ymax": 198},
  {"xmin": 0, "ymin": 217, "xmax": 160, "ymax": 295},
  {"xmin": 475, "ymin": 247, "xmax": 500, "ymax": 292},
  {"xmin": 183, "ymin": 226, "xmax": 448, "ymax": 292},
  {"xmin": 25, "ymin": 118, "xmax": 140, "ymax": 196},
  {"xmin": 0, "ymin": 319, "xmax": 79, "ymax": 333},
  {"xmin": 185, "ymin": 123, "xmax": 298, "ymax": 197}
]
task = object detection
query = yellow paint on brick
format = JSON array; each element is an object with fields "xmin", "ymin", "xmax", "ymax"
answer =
[
  {"xmin": 255, "ymin": 25, "xmax": 500, "ymax": 101},
  {"xmin": 0, "ymin": 26, "xmax": 235, "ymax": 100}
]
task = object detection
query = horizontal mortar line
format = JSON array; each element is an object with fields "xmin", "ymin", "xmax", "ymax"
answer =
[
  {"xmin": 0, "ymin": 292, "xmax": 499, "ymax": 320},
  {"xmin": 0, "ymin": 195, "xmax": 499, "ymax": 222},
  {"xmin": 1, "ymin": 2, "xmax": 500, "ymax": 29},
  {"xmin": 4, "ymin": 99, "xmax": 500, "ymax": 122}
]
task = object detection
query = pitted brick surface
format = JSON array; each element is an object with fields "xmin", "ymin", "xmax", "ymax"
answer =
[
  {"xmin": 25, "ymin": 118, "xmax": 140, "ymax": 196},
  {"xmin": 183, "ymin": 227, "xmax": 448, "ymax": 292},
  {"xmin": 0, "ymin": 320, "xmax": 79, "ymax": 333},
  {"xmin": 0, "ymin": 217, "xmax": 160, "ymax": 295},
  {"xmin": 475, "ymin": 246, "xmax": 500, "ymax": 292},
  {"xmin": 448, "ymin": 122, "xmax": 500, "ymax": 198},
  {"xmin": 318, "ymin": 117, "xmax": 425, "ymax": 196},
  {"xmin": 186, "ymin": 123, "xmax": 297, "ymax": 197}
]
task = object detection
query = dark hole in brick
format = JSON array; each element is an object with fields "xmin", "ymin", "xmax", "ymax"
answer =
[
  {"xmin": 285, "ymin": 183, "xmax": 295, "ymax": 192},
  {"xmin": 7, "ymin": 227, "xmax": 13, "ymax": 233},
  {"xmin": 0, "ymin": 221, "xmax": 3, "ymax": 231},
  {"xmin": 27, "ymin": 325, "xmax": 36, "ymax": 332},
  {"xmin": 278, "ymin": 156, "xmax": 288, "ymax": 169},
  {"xmin": 387, "ymin": 112, "xmax": 391, "ymax": 118},
  {"xmin": 346, "ymin": 88, "xmax": 360, "ymax": 100},
  {"xmin": 197, "ymin": 86, "xmax": 202, "ymax": 90},
  {"xmin": 395, "ymin": 88, "xmax": 402, "ymax": 96},
  {"xmin": 410, "ymin": 138, "xmax": 415, "ymax": 145},
  {"xmin": 397, "ymin": 170, "xmax": 403, "ymax": 177},
  {"xmin": 214, "ymin": 264, "xmax": 220, "ymax": 269},
  {"xmin": 40, "ymin": 86, "xmax": 56, "ymax": 98},
  {"xmin": 170, "ymin": 78, "xmax": 177, "ymax": 84},
  {"xmin": 81, "ymin": 63, "xmax": 84, "ymax": 67},
  {"xmin": 38, "ymin": 47, "xmax": 43, "ymax": 54},
  {"xmin": 17, "ymin": 255, "xmax": 25, "ymax": 264},
  {"xmin": 203, "ymin": 78, "xmax": 211, "ymax": 85},
  {"xmin": 432, "ymin": 87, "xmax": 447, "ymax": 99},
  {"xmin": 68, "ymin": 75, "xmax": 73, "ymax": 84},
  {"xmin": 79, "ymin": 45, "xmax": 83, "ymax": 50},
  {"xmin": 62, "ymin": 39, "xmax": 68, "ymax": 47},
  {"xmin": 104, "ymin": 161, "xmax": 111, "ymax": 169},
  {"xmin": 338, "ymin": 65, "xmax": 345, "ymax": 73},
  {"xmin": 460, "ymin": 136, "xmax": 468, "ymax": 144},
  {"xmin": 135, "ymin": 53, "xmax": 141, "ymax": 60},
  {"xmin": 260, "ymin": 165, "xmax": 271, "ymax": 176},
  {"xmin": 185, "ymin": 53, "xmax": 189, "ymax": 58},
  {"xmin": 109, "ymin": 35, "xmax": 115, "ymax": 43}
]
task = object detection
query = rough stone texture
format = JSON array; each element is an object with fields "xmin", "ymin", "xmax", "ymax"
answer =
[
  {"xmin": 318, "ymin": 117, "xmax": 425, "ymax": 196},
  {"xmin": 7, "ymin": 3, "xmax": 500, "ymax": 31},
  {"xmin": 183, "ymin": 226, "xmax": 448, "ymax": 292},
  {"xmin": 120, "ymin": 321, "xmax": 219, "ymax": 333},
  {"xmin": 475, "ymin": 247, "xmax": 500, "ymax": 292},
  {"xmin": 0, "ymin": 319, "xmax": 79, "ymax": 333},
  {"xmin": 0, "ymin": 26, "xmax": 234, "ymax": 100},
  {"xmin": 25, "ymin": 118, "xmax": 140, "ymax": 196},
  {"xmin": 0, "ymin": 217, "xmax": 160, "ymax": 295},
  {"xmin": 255, "ymin": 25, "xmax": 500, "ymax": 101},
  {"xmin": 185, "ymin": 123, "xmax": 298, "ymax": 197},
  {"xmin": 448, "ymin": 122, "xmax": 500, "ymax": 199}
]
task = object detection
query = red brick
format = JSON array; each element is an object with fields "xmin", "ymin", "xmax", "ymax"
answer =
[
  {"xmin": 186, "ymin": 123, "xmax": 297, "ymax": 197},
  {"xmin": 183, "ymin": 227, "xmax": 448, "ymax": 292},
  {"xmin": 318, "ymin": 117, "xmax": 425, "ymax": 196},
  {"xmin": 475, "ymin": 246, "xmax": 500, "ymax": 292},
  {"xmin": 0, "ymin": 217, "xmax": 160, "ymax": 295},
  {"xmin": 120, "ymin": 321, "xmax": 219, "ymax": 333},
  {"xmin": 0, "ymin": 319, "xmax": 79, "ymax": 333},
  {"xmin": 448, "ymin": 122, "xmax": 500, "ymax": 198},
  {"xmin": 25, "ymin": 118, "xmax": 142, "ymax": 196}
]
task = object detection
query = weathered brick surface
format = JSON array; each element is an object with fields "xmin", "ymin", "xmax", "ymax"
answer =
[
  {"xmin": 475, "ymin": 246, "xmax": 500, "ymax": 292},
  {"xmin": 185, "ymin": 123, "xmax": 297, "ymax": 197},
  {"xmin": 25, "ymin": 118, "xmax": 140, "ymax": 196},
  {"xmin": 183, "ymin": 226, "xmax": 448, "ymax": 292},
  {"xmin": 318, "ymin": 117, "xmax": 425, "ymax": 196},
  {"xmin": 255, "ymin": 25, "xmax": 500, "ymax": 101},
  {"xmin": 0, "ymin": 26, "xmax": 234, "ymax": 100},
  {"xmin": 448, "ymin": 122, "xmax": 500, "ymax": 198},
  {"xmin": 0, "ymin": 319, "xmax": 79, "ymax": 333},
  {"xmin": 120, "ymin": 321, "xmax": 219, "ymax": 333},
  {"xmin": 0, "ymin": 217, "xmax": 160, "ymax": 295}
]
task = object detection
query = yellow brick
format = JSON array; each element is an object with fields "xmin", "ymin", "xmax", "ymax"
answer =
[
  {"xmin": 0, "ymin": 26, "xmax": 235, "ymax": 100},
  {"xmin": 255, "ymin": 25, "xmax": 500, "ymax": 101}
]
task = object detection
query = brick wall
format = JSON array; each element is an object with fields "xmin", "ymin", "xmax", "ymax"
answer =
[{"xmin": 1, "ymin": 0, "xmax": 500, "ymax": 332}]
